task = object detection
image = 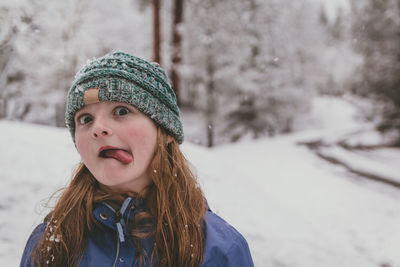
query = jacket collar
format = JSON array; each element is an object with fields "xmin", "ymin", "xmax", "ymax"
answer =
[{"xmin": 93, "ymin": 197, "xmax": 146, "ymax": 241}]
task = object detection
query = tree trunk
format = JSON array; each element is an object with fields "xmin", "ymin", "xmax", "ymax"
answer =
[
  {"xmin": 0, "ymin": 41, "xmax": 15, "ymax": 119},
  {"xmin": 152, "ymin": 0, "xmax": 162, "ymax": 64},
  {"xmin": 171, "ymin": 0, "xmax": 184, "ymax": 103},
  {"xmin": 248, "ymin": 0, "xmax": 260, "ymax": 69},
  {"xmin": 206, "ymin": 48, "xmax": 215, "ymax": 148}
]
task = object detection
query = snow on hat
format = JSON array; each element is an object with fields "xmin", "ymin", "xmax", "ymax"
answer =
[{"xmin": 65, "ymin": 51, "xmax": 183, "ymax": 144}]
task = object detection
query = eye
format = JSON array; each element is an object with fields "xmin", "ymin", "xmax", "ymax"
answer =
[
  {"xmin": 114, "ymin": 106, "xmax": 130, "ymax": 116},
  {"xmin": 77, "ymin": 114, "xmax": 93, "ymax": 125}
]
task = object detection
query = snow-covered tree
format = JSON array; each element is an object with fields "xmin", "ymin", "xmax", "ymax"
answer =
[
  {"xmin": 0, "ymin": 0, "xmax": 152, "ymax": 126},
  {"xmin": 350, "ymin": 0, "xmax": 400, "ymax": 143},
  {"xmin": 181, "ymin": 0, "xmax": 331, "ymax": 144},
  {"xmin": 1, "ymin": 0, "xmax": 364, "ymax": 147}
]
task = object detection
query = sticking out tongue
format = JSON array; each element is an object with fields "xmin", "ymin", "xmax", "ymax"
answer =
[{"xmin": 103, "ymin": 149, "xmax": 133, "ymax": 164}]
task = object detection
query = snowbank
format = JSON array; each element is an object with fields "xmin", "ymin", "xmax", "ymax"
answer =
[{"xmin": 1, "ymin": 96, "xmax": 400, "ymax": 266}]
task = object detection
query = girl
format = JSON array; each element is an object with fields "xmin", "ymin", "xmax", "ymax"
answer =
[{"xmin": 20, "ymin": 51, "xmax": 254, "ymax": 267}]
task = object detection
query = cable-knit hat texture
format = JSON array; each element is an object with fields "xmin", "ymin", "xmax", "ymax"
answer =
[{"xmin": 65, "ymin": 51, "xmax": 183, "ymax": 143}]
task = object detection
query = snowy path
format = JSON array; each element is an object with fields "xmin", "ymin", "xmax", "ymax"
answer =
[
  {"xmin": 1, "ymin": 97, "xmax": 400, "ymax": 267},
  {"xmin": 185, "ymin": 97, "xmax": 400, "ymax": 267},
  {"xmin": 185, "ymin": 134, "xmax": 400, "ymax": 267}
]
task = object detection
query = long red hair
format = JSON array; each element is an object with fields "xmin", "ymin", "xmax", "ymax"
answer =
[{"xmin": 32, "ymin": 127, "xmax": 206, "ymax": 266}]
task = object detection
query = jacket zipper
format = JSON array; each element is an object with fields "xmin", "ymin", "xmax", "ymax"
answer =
[
  {"xmin": 112, "ymin": 209, "xmax": 124, "ymax": 267},
  {"xmin": 112, "ymin": 232, "xmax": 121, "ymax": 267},
  {"xmin": 105, "ymin": 198, "xmax": 132, "ymax": 267},
  {"xmin": 103, "ymin": 204, "xmax": 121, "ymax": 267}
]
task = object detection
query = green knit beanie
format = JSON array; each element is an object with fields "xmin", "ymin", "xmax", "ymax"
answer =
[{"xmin": 65, "ymin": 51, "xmax": 183, "ymax": 144}]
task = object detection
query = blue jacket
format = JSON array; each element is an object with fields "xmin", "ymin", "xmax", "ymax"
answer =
[{"xmin": 20, "ymin": 197, "xmax": 254, "ymax": 266}]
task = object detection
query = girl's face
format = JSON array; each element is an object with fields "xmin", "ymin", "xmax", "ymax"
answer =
[{"xmin": 74, "ymin": 101, "xmax": 157, "ymax": 193}]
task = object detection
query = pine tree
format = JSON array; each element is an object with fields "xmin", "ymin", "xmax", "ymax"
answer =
[
  {"xmin": 351, "ymin": 0, "xmax": 400, "ymax": 143},
  {"xmin": 181, "ymin": 0, "xmax": 329, "ymax": 144}
]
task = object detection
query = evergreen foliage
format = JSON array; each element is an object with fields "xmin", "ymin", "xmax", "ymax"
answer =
[
  {"xmin": 350, "ymin": 0, "xmax": 400, "ymax": 143},
  {"xmin": 0, "ymin": 0, "xmax": 363, "ymax": 146},
  {"xmin": 182, "ymin": 0, "xmax": 328, "ymax": 143}
]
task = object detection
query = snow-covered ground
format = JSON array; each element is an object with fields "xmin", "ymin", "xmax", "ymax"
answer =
[{"xmin": 1, "ymin": 96, "xmax": 399, "ymax": 267}]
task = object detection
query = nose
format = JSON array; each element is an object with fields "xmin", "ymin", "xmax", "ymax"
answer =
[{"xmin": 92, "ymin": 120, "xmax": 113, "ymax": 139}]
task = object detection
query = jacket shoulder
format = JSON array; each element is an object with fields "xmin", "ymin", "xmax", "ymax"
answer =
[
  {"xmin": 202, "ymin": 211, "xmax": 254, "ymax": 267},
  {"xmin": 20, "ymin": 222, "xmax": 47, "ymax": 267}
]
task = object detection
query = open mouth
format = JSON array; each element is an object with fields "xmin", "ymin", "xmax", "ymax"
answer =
[{"xmin": 98, "ymin": 146, "xmax": 133, "ymax": 164}]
